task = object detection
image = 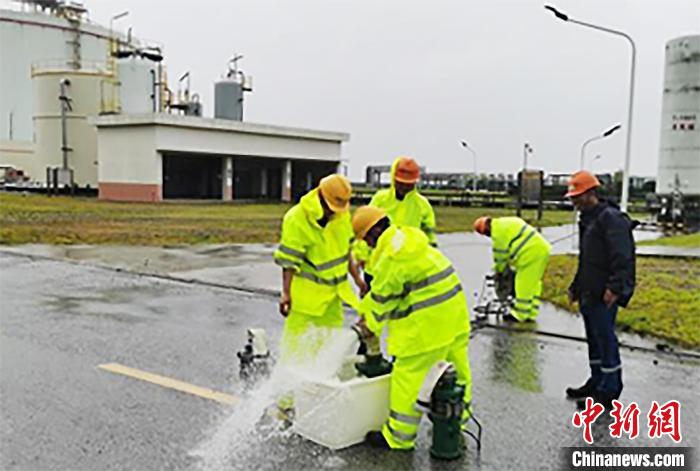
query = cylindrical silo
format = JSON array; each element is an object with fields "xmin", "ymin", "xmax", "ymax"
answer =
[
  {"xmin": 214, "ymin": 78, "xmax": 244, "ymax": 120},
  {"xmin": 118, "ymin": 56, "xmax": 156, "ymax": 114},
  {"xmin": 656, "ymin": 35, "xmax": 700, "ymax": 197},
  {"xmin": 33, "ymin": 66, "xmax": 113, "ymax": 188}
]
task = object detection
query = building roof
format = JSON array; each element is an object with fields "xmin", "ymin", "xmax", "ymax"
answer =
[{"xmin": 92, "ymin": 113, "xmax": 350, "ymax": 143}]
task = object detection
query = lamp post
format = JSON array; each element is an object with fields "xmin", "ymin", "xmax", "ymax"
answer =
[
  {"xmin": 523, "ymin": 142, "xmax": 533, "ymax": 170},
  {"xmin": 590, "ymin": 154, "xmax": 602, "ymax": 172},
  {"xmin": 545, "ymin": 5, "xmax": 636, "ymax": 212},
  {"xmin": 460, "ymin": 140, "xmax": 478, "ymax": 191},
  {"xmin": 110, "ymin": 11, "xmax": 129, "ymax": 35},
  {"xmin": 580, "ymin": 123, "xmax": 621, "ymax": 169}
]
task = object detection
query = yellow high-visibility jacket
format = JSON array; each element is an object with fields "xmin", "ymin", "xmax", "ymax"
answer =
[
  {"xmin": 359, "ymin": 225, "xmax": 470, "ymax": 357},
  {"xmin": 370, "ymin": 158, "xmax": 437, "ymax": 245},
  {"xmin": 353, "ymin": 158, "xmax": 437, "ymax": 267},
  {"xmin": 274, "ymin": 188, "xmax": 356, "ymax": 316},
  {"xmin": 491, "ymin": 217, "xmax": 552, "ymax": 273}
]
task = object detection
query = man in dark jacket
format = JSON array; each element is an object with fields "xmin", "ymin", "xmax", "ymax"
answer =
[{"xmin": 564, "ymin": 170, "xmax": 636, "ymax": 409}]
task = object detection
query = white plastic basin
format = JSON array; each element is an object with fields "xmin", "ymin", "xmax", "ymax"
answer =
[{"xmin": 293, "ymin": 372, "xmax": 390, "ymax": 450}]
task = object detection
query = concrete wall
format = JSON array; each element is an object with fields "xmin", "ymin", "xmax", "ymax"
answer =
[{"xmin": 97, "ymin": 126, "xmax": 162, "ymax": 201}]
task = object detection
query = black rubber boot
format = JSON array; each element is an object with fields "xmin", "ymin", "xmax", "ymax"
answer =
[
  {"xmin": 365, "ymin": 430, "xmax": 390, "ymax": 449},
  {"xmin": 566, "ymin": 378, "xmax": 597, "ymax": 399},
  {"xmin": 576, "ymin": 393, "xmax": 615, "ymax": 411}
]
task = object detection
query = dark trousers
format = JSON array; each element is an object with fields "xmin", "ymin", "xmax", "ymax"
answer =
[{"xmin": 581, "ymin": 301, "xmax": 623, "ymax": 397}]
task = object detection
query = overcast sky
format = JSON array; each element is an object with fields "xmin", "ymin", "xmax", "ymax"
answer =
[{"xmin": 60, "ymin": 1, "xmax": 700, "ymax": 179}]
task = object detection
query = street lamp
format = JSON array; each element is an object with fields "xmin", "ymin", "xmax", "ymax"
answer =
[
  {"xmin": 590, "ymin": 154, "xmax": 602, "ymax": 171},
  {"xmin": 460, "ymin": 140, "xmax": 478, "ymax": 191},
  {"xmin": 523, "ymin": 142, "xmax": 533, "ymax": 170},
  {"xmin": 110, "ymin": 11, "xmax": 129, "ymax": 40},
  {"xmin": 580, "ymin": 123, "xmax": 621, "ymax": 169},
  {"xmin": 545, "ymin": 5, "xmax": 636, "ymax": 212}
]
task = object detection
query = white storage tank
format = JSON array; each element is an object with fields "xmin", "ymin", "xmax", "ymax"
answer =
[
  {"xmin": 32, "ymin": 66, "xmax": 114, "ymax": 188},
  {"xmin": 118, "ymin": 56, "xmax": 156, "ymax": 114},
  {"xmin": 656, "ymin": 35, "xmax": 700, "ymax": 197},
  {"xmin": 214, "ymin": 77, "xmax": 244, "ymax": 121}
]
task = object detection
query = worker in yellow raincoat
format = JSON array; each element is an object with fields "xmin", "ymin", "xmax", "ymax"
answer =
[
  {"xmin": 474, "ymin": 216, "xmax": 551, "ymax": 322},
  {"xmin": 353, "ymin": 206, "xmax": 473, "ymax": 450},
  {"xmin": 273, "ymin": 174, "xmax": 365, "ymax": 365},
  {"xmin": 353, "ymin": 156, "xmax": 437, "ymax": 286}
]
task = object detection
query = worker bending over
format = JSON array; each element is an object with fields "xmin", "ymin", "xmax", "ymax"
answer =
[
  {"xmin": 474, "ymin": 216, "xmax": 551, "ymax": 322},
  {"xmin": 353, "ymin": 206, "xmax": 472, "ymax": 450},
  {"xmin": 273, "ymin": 174, "xmax": 364, "ymax": 364},
  {"xmin": 354, "ymin": 156, "xmax": 437, "ymax": 286}
]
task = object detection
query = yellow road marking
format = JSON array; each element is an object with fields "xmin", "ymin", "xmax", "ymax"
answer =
[{"xmin": 98, "ymin": 363, "xmax": 238, "ymax": 405}]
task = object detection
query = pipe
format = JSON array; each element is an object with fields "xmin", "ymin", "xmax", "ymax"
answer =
[
  {"xmin": 150, "ymin": 69, "xmax": 157, "ymax": 112},
  {"xmin": 59, "ymin": 78, "xmax": 71, "ymax": 170}
]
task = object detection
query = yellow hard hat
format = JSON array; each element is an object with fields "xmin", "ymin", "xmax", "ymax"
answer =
[
  {"xmin": 352, "ymin": 206, "xmax": 387, "ymax": 240},
  {"xmin": 319, "ymin": 174, "xmax": 352, "ymax": 213}
]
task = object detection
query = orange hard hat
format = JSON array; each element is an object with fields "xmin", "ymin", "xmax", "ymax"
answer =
[
  {"xmin": 319, "ymin": 174, "xmax": 352, "ymax": 213},
  {"xmin": 565, "ymin": 170, "xmax": 601, "ymax": 198},
  {"xmin": 394, "ymin": 157, "xmax": 420, "ymax": 184},
  {"xmin": 473, "ymin": 216, "xmax": 490, "ymax": 235},
  {"xmin": 352, "ymin": 206, "xmax": 387, "ymax": 240}
]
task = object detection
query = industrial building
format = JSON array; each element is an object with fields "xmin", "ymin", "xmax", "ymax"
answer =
[{"xmin": 0, "ymin": 1, "xmax": 348, "ymax": 202}]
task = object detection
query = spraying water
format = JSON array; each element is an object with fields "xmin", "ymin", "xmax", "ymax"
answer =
[{"xmin": 190, "ymin": 328, "xmax": 360, "ymax": 470}]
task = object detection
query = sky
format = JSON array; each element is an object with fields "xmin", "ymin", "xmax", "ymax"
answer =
[{"xmin": 25, "ymin": 0, "xmax": 700, "ymax": 180}]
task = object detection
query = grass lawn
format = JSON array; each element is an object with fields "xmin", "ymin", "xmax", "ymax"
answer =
[
  {"xmin": 0, "ymin": 193, "xmax": 573, "ymax": 245},
  {"xmin": 542, "ymin": 254, "xmax": 700, "ymax": 349},
  {"xmin": 639, "ymin": 232, "xmax": 700, "ymax": 248}
]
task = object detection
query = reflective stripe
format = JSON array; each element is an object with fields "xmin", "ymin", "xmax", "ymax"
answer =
[
  {"xmin": 409, "ymin": 266, "xmax": 455, "ymax": 291},
  {"xmin": 373, "ymin": 284, "xmax": 463, "ymax": 322},
  {"xmin": 512, "ymin": 306, "xmax": 530, "ymax": 314},
  {"xmin": 507, "ymin": 224, "xmax": 528, "ymax": 249},
  {"xmin": 278, "ymin": 245, "xmax": 305, "ymax": 260},
  {"xmin": 390, "ymin": 410, "xmax": 422, "ymax": 425},
  {"xmin": 297, "ymin": 271, "xmax": 347, "ymax": 286},
  {"xmin": 601, "ymin": 365, "xmax": 622, "ymax": 373},
  {"xmin": 274, "ymin": 257, "xmax": 300, "ymax": 269},
  {"xmin": 386, "ymin": 423, "xmax": 417, "ymax": 442},
  {"xmin": 515, "ymin": 298, "xmax": 532, "ymax": 304},
  {"xmin": 510, "ymin": 230, "xmax": 536, "ymax": 258},
  {"xmin": 305, "ymin": 253, "xmax": 349, "ymax": 271},
  {"xmin": 371, "ymin": 266, "xmax": 455, "ymax": 303}
]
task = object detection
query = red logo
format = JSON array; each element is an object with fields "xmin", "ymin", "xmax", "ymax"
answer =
[
  {"xmin": 648, "ymin": 400, "xmax": 682, "ymax": 443},
  {"xmin": 609, "ymin": 400, "xmax": 640, "ymax": 439},
  {"xmin": 572, "ymin": 398, "xmax": 605, "ymax": 444},
  {"xmin": 572, "ymin": 399, "xmax": 682, "ymax": 444}
]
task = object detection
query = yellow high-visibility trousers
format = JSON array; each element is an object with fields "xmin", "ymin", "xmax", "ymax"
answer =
[
  {"xmin": 511, "ymin": 250, "xmax": 550, "ymax": 321},
  {"xmin": 382, "ymin": 333, "xmax": 472, "ymax": 450},
  {"xmin": 279, "ymin": 299, "xmax": 344, "ymax": 366}
]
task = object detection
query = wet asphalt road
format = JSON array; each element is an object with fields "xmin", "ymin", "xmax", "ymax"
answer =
[{"xmin": 1, "ymin": 249, "xmax": 698, "ymax": 470}]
